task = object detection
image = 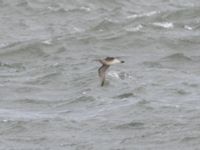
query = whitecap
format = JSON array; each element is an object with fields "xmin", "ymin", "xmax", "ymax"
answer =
[
  {"xmin": 80, "ymin": 6, "xmax": 91, "ymax": 12},
  {"xmin": 42, "ymin": 39, "xmax": 52, "ymax": 45},
  {"xmin": 126, "ymin": 11, "xmax": 158, "ymax": 19},
  {"xmin": 2, "ymin": 119, "xmax": 8, "ymax": 123},
  {"xmin": 0, "ymin": 43, "xmax": 8, "ymax": 48},
  {"xmin": 47, "ymin": 6, "xmax": 59, "ymax": 12},
  {"xmin": 107, "ymin": 71, "xmax": 120, "ymax": 79},
  {"xmin": 153, "ymin": 22, "xmax": 174, "ymax": 29},
  {"xmin": 184, "ymin": 25, "xmax": 193, "ymax": 30},
  {"xmin": 119, "ymin": 72, "xmax": 134, "ymax": 80},
  {"xmin": 82, "ymin": 91, "xmax": 87, "ymax": 95}
]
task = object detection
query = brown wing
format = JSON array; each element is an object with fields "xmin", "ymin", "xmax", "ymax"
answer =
[
  {"xmin": 98, "ymin": 64, "xmax": 109, "ymax": 86},
  {"xmin": 105, "ymin": 57, "xmax": 115, "ymax": 61}
]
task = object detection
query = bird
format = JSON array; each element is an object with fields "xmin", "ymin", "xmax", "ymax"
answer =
[{"xmin": 97, "ymin": 57, "xmax": 124, "ymax": 86}]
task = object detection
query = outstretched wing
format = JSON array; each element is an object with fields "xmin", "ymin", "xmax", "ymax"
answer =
[{"xmin": 98, "ymin": 64, "xmax": 109, "ymax": 86}]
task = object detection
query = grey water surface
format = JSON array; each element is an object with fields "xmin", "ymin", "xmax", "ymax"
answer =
[{"xmin": 0, "ymin": 0, "xmax": 200, "ymax": 150}]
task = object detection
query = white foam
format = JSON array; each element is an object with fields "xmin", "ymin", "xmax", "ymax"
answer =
[
  {"xmin": 47, "ymin": 6, "xmax": 59, "ymax": 11},
  {"xmin": 108, "ymin": 71, "xmax": 120, "ymax": 79},
  {"xmin": 42, "ymin": 39, "xmax": 52, "ymax": 45},
  {"xmin": 127, "ymin": 11, "xmax": 157, "ymax": 19},
  {"xmin": 124, "ymin": 73, "xmax": 134, "ymax": 80},
  {"xmin": 153, "ymin": 22, "xmax": 174, "ymax": 29},
  {"xmin": 184, "ymin": 25, "xmax": 193, "ymax": 30},
  {"xmin": 82, "ymin": 91, "xmax": 87, "ymax": 95},
  {"xmin": 2, "ymin": 119, "xmax": 8, "ymax": 122},
  {"xmin": 0, "ymin": 43, "xmax": 7, "ymax": 48},
  {"xmin": 80, "ymin": 6, "xmax": 91, "ymax": 12}
]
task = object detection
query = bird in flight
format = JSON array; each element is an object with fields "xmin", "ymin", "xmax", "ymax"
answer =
[{"xmin": 97, "ymin": 57, "xmax": 124, "ymax": 86}]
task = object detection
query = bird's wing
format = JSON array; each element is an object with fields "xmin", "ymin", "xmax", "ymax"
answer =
[{"xmin": 98, "ymin": 64, "xmax": 109, "ymax": 86}]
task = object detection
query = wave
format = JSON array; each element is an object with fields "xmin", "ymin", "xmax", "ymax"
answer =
[
  {"xmin": 0, "ymin": 62, "xmax": 25, "ymax": 75},
  {"xmin": 126, "ymin": 11, "xmax": 158, "ymax": 19},
  {"xmin": 141, "ymin": 61, "xmax": 163, "ymax": 68},
  {"xmin": 47, "ymin": 6, "xmax": 92, "ymax": 13},
  {"xmin": 141, "ymin": 53, "xmax": 195, "ymax": 71},
  {"xmin": 124, "ymin": 24, "xmax": 143, "ymax": 32},
  {"xmin": 153, "ymin": 22, "xmax": 174, "ymax": 29},
  {"xmin": 162, "ymin": 6, "xmax": 200, "ymax": 21},
  {"xmin": 114, "ymin": 92, "xmax": 135, "ymax": 99},
  {"xmin": 0, "ymin": 40, "xmax": 49, "ymax": 59},
  {"xmin": 115, "ymin": 121, "xmax": 145, "ymax": 129},
  {"xmin": 91, "ymin": 18, "xmax": 120, "ymax": 31},
  {"xmin": 161, "ymin": 53, "xmax": 192, "ymax": 62},
  {"xmin": 25, "ymin": 72, "xmax": 60, "ymax": 85},
  {"xmin": 184, "ymin": 25, "xmax": 193, "ymax": 30}
]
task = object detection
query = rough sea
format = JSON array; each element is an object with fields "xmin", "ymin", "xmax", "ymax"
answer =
[{"xmin": 0, "ymin": 0, "xmax": 200, "ymax": 150}]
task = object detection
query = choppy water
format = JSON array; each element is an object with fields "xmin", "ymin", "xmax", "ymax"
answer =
[{"xmin": 0, "ymin": 0, "xmax": 200, "ymax": 149}]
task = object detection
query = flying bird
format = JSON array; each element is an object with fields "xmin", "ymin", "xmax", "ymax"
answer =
[{"xmin": 97, "ymin": 57, "xmax": 124, "ymax": 86}]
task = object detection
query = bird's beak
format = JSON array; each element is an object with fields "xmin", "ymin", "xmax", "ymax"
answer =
[{"xmin": 121, "ymin": 61, "xmax": 125, "ymax": 63}]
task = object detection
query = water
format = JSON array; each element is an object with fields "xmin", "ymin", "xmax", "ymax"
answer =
[{"xmin": 0, "ymin": 0, "xmax": 200, "ymax": 149}]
